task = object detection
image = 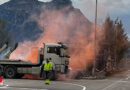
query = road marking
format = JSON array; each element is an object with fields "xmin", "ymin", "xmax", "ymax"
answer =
[
  {"xmin": 0, "ymin": 84, "xmax": 8, "ymax": 88},
  {"xmin": 0, "ymin": 87, "xmax": 48, "ymax": 90},
  {"xmin": 102, "ymin": 79, "xmax": 122, "ymax": 90},
  {"xmin": 7, "ymin": 88, "xmax": 48, "ymax": 90},
  {"xmin": 102, "ymin": 70, "xmax": 130, "ymax": 90},
  {"xmin": 125, "ymin": 77, "xmax": 129, "ymax": 80},
  {"xmin": 102, "ymin": 79, "xmax": 130, "ymax": 90},
  {"xmin": 119, "ymin": 81, "xmax": 130, "ymax": 83},
  {"xmin": 0, "ymin": 85, "xmax": 47, "ymax": 90},
  {"xmin": 125, "ymin": 75, "xmax": 130, "ymax": 80},
  {"xmin": 64, "ymin": 83, "xmax": 86, "ymax": 90},
  {"xmin": 102, "ymin": 76, "xmax": 130, "ymax": 90},
  {"xmin": 0, "ymin": 81, "xmax": 47, "ymax": 90}
]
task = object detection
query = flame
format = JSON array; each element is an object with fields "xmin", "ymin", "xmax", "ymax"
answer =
[{"xmin": 10, "ymin": 5, "xmax": 101, "ymax": 71}]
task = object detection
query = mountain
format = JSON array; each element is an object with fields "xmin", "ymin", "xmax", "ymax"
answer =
[
  {"xmin": 0, "ymin": 0, "xmax": 95, "ymax": 69},
  {"xmin": 0, "ymin": 0, "xmax": 92, "ymax": 43},
  {"xmin": 0, "ymin": 0, "xmax": 43, "ymax": 42}
]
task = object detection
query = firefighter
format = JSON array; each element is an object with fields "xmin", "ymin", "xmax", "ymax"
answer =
[
  {"xmin": 49, "ymin": 58, "xmax": 55, "ymax": 70},
  {"xmin": 44, "ymin": 58, "xmax": 52, "ymax": 85}
]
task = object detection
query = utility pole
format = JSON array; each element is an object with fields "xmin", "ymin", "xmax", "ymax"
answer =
[
  {"xmin": 92, "ymin": 0, "xmax": 98, "ymax": 76},
  {"xmin": 115, "ymin": 19, "xmax": 118, "ymax": 70}
]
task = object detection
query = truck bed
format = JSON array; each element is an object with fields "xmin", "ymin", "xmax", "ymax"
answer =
[
  {"xmin": 0, "ymin": 59, "xmax": 34, "ymax": 65},
  {"xmin": 0, "ymin": 58, "xmax": 43, "ymax": 67}
]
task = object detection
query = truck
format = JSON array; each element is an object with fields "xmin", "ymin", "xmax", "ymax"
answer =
[{"xmin": 0, "ymin": 42, "xmax": 70, "ymax": 79}]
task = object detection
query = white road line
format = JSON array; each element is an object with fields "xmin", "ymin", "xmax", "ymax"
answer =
[
  {"xmin": 0, "ymin": 82, "xmax": 47, "ymax": 90},
  {"xmin": 119, "ymin": 81, "xmax": 130, "ymax": 83},
  {"xmin": 102, "ymin": 70, "xmax": 130, "ymax": 90},
  {"xmin": 125, "ymin": 77, "xmax": 129, "ymax": 80},
  {"xmin": 64, "ymin": 83, "xmax": 86, "ymax": 90},
  {"xmin": 0, "ymin": 84, "xmax": 8, "ymax": 88},
  {"xmin": 102, "ymin": 75, "xmax": 130, "ymax": 90},
  {"xmin": 125, "ymin": 75, "xmax": 130, "ymax": 80},
  {"xmin": 102, "ymin": 79, "xmax": 122, "ymax": 90},
  {"xmin": 8, "ymin": 88, "xmax": 48, "ymax": 90},
  {"xmin": 0, "ymin": 85, "xmax": 47, "ymax": 90},
  {"xmin": 0, "ymin": 87, "xmax": 48, "ymax": 90}
]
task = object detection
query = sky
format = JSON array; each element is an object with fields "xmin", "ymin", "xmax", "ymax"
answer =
[
  {"xmin": 71, "ymin": 0, "xmax": 130, "ymax": 38},
  {"xmin": 0, "ymin": 0, "xmax": 130, "ymax": 38}
]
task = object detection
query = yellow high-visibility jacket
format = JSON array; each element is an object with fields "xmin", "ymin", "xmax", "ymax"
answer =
[{"xmin": 44, "ymin": 62, "xmax": 52, "ymax": 71}]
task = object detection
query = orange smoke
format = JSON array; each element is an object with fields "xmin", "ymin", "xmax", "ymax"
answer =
[
  {"xmin": 24, "ymin": 74, "xmax": 40, "ymax": 79},
  {"xmin": 38, "ymin": 6, "xmax": 96, "ymax": 70},
  {"xmin": 25, "ymin": 47, "xmax": 39, "ymax": 63},
  {"xmin": 10, "ymin": 5, "xmax": 101, "ymax": 70},
  {"xmin": 10, "ymin": 41, "xmax": 41, "ymax": 63}
]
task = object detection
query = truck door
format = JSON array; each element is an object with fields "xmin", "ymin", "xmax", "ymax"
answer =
[{"xmin": 44, "ymin": 46, "xmax": 62, "ymax": 65}]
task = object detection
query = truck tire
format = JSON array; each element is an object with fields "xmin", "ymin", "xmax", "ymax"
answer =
[
  {"xmin": 4, "ymin": 65, "xmax": 16, "ymax": 78},
  {"xmin": 0, "ymin": 65, "xmax": 4, "ymax": 76}
]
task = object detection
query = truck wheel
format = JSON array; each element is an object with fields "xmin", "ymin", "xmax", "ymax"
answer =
[
  {"xmin": 0, "ymin": 65, "xmax": 3, "ymax": 76},
  {"xmin": 4, "ymin": 66, "xmax": 16, "ymax": 78}
]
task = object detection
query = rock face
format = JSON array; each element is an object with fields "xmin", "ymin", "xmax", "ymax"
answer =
[
  {"xmin": 0, "ymin": 0, "xmax": 43, "ymax": 42},
  {"xmin": 0, "ymin": 0, "xmax": 95, "ymax": 70},
  {"xmin": 0, "ymin": 0, "xmax": 91, "ymax": 43}
]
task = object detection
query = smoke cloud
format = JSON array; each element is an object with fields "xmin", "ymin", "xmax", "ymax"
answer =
[
  {"xmin": 71, "ymin": 0, "xmax": 107, "ymax": 24},
  {"xmin": 10, "ymin": 1, "xmax": 102, "ymax": 71}
]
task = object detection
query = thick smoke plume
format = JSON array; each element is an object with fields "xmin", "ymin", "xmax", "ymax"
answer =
[{"xmin": 10, "ymin": 4, "xmax": 101, "ymax": 71}]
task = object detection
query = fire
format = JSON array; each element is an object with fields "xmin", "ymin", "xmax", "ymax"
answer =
[{"xmin": 10, "ymin": 5, "xmax": 100, "ymax": 71}]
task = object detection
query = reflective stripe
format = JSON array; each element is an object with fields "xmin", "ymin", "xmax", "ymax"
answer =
[
  {"xmin": 44, "ymin": 62, "xmax": 52, "ymax": 71},
  {"xmin": 45, "ymin": 79, "xmax": 50, "ymax": 84}
]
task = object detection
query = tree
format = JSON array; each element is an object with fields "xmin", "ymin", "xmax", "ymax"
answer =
[
  {"xmin": 115, "ymin": 20, "xmax": 129, "ymax": 65},
  {"xmin": 97, "ymin": 17, "xmax": 129, "ymax": 72}
]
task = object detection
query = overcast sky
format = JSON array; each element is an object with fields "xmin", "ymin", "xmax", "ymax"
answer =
[
  {"xmin": 0, "ymin": 0, "xmax": 130, "ymax": 38},
  {"xmin": 71, "ymin": 0, "xmax": 130, "ymax": 38}
]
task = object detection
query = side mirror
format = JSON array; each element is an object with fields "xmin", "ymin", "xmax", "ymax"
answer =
[
  {"xmin": 62, "ymin": 45, "xmax": 68, "ymax": 50},
  {"xmin": 65, "ymin": 55, "xmax": 70, "ymax": 58}
]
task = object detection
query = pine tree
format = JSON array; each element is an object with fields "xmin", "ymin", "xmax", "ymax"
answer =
[
  {"xmin": 98, "ymin": 17, "xmax": 129, "ymax": 72},
  {"xmin": 115, "ymin": 20, "xmax": 129, "ymax": 65}
]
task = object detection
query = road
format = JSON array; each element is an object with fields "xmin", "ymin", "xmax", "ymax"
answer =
[{"xmin": 0, "ymin": 70, "xmax": 130, "ymax": 90}]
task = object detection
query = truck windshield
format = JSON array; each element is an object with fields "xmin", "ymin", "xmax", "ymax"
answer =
[{"xmin": 47, "ymin": 47, "xmax": 60, "ymax": 55}]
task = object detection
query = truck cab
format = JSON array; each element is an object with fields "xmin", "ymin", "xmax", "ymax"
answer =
[
  {"xmin": 43, "ymin": 42, "xmax": 69, "ymax": 73},
  {"xmin": 0, "ymin": 42, "xmax": 70, "ymax": 79}
]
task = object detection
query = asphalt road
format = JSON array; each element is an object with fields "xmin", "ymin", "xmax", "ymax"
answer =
[{"xmin": 0, "ymin": 70, "xmax": 130, "ymax": 90}]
